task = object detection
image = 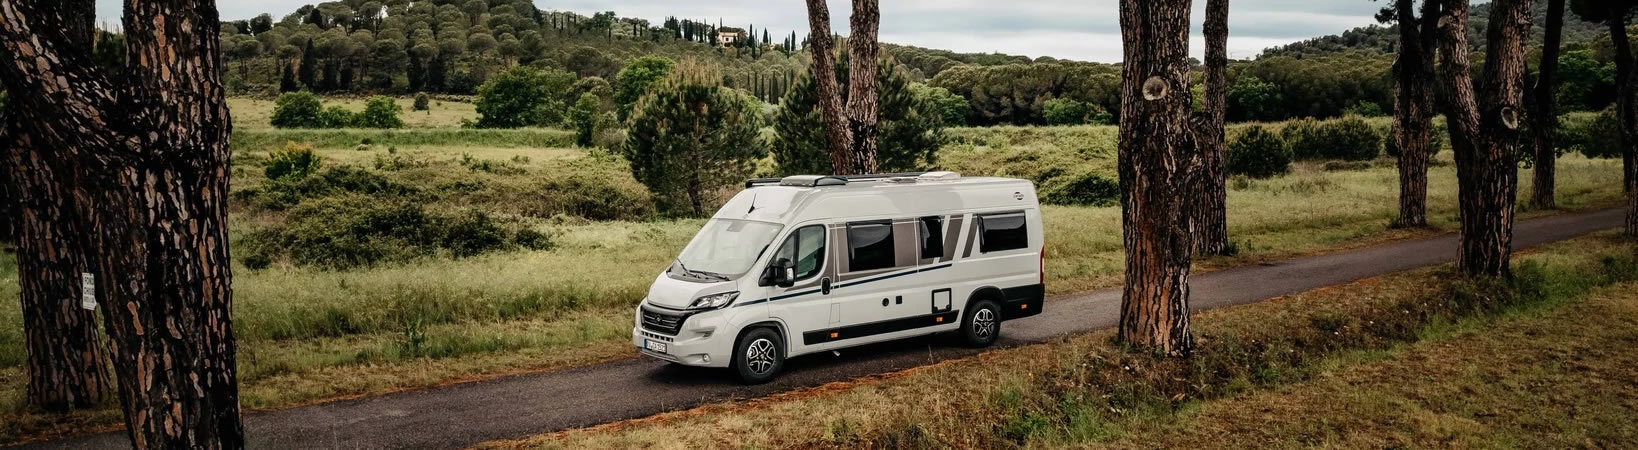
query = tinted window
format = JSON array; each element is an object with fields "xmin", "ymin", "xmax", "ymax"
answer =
[
  {"xmin": 979, "ymin": 212, "xmax": 1028, "ymax": 253},
  {"xmin": 919, "ymin": 216, "xmax": 944, "ymax": 259},
  {"xmin": 772, "ymin": 225, "xmax": 826, "ymax": 281},
  {"xmin": 847, "ymin": 221, "xmax": 895, "ymax": 272}
]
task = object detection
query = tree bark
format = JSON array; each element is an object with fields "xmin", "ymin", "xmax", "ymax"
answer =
[
  {"xmin": 2, "ymin": 0, "xmax": 109, "ymax": 414},
  {"xmin": 6, "ymin": 121, "xmax": 110, "ymax": 413},
  {"xmin": 1191, "ymin": 0, "xmax": 1229, "ymax": 256},
  {"xmin": 1434, "ymin": 0, "xmax": 1531, "ymax": 278},
  {"xmin": 1117, "ymin": 0, "xmax": 1196, "ymax": 356},
  {"xmin": 1392, "ymin": 0, "xmax": 1441, "ymax": 228},
  {"xmin": 802, "ymin": 0, "xmax": 854, "ymax": 175},
  {"xmin": 842, "ymin": 0, "xmax": 881, "ymax": 175},
  {"xmin": 1529, "ymin": 0, "xmax": 1565, "ymax": 210},
  {"xmin": 1610, "ymin": 14, "xmax": 1638, "ymax": 236},
  {"xmin": 0, "ymin": 0, "xmax": 245, "ymax": 447}
]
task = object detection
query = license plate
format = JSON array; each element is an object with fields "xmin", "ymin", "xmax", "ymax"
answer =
[{"xmin": 644, "ymin": 339, "xmax": 667, "ymax": 353}]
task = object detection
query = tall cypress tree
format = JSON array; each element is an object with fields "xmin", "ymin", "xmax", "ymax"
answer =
[{"xmin": 298, "ymin": 39, "xmax": 317, "ymax": 89}]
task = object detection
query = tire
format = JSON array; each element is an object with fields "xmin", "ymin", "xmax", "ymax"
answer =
[
  {"xmin": 733, "ymin": 327, "xmax": 784, "ymax": 384},
  {"xmin": 961, "ymin": 299, "xmax": 1002, "ymax": 347}
]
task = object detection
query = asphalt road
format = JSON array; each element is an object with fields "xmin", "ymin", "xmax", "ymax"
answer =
[{"xmin": 28, "ymin": 208, "xmax": 1626, "ymax": 450}]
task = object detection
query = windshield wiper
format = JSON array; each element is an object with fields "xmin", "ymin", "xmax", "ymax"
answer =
[{"xmin": 675, "ymin": 260, "xmax": 729, "ymax": 281}]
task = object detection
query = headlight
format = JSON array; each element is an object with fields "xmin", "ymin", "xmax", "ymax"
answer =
[{"xmin": 687, "ymin": 291, "xmax": 740, "ymax": 310}]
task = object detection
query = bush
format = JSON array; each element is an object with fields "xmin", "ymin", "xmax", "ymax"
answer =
[
  {"xmin": 1227, "ymin": 126, "xmax": 1292, "ymax": 178},
  {"xmin": 412, "ymin": 92, "xmax": 430, "ymax": 111},
  {"xmin": 536, "ymin": 164, "xmax": 656, "ymax": 220},
  {"xmin": 241, "ymin": 165, "xmax": 420, "ymax": 210},
  {"xmin": 264, "ymin": 142, "xmax": 321, "ymax": 181},
  {"xmin": 1318, "ymin": 115, "xmax": 1383, "ymax": 161},
  {"xmin": 1042, "ymin": 98, "xmax": 1112, "ymax": 125},
  {"xmin": 1281, "ymin": 116, "xmax": 1382, "ymax": 161},
  {"xmin": 1563, "ymin": 108, "xmax": 1621, "ymax": 159},
  {"xmin": 356, "ymin": 96, "xmax": 404, "ymax": 129},
  {"xmin": 569, "ymin": 92, "xmax": 600, "ymax": 148},
  {"xmin": 475, "ymin": 66, "xmax": 576, "ymax": 128},
  {"xmin": 318, "ymin": 105, "xmax": 354, "ymax": 128},
  {"xmin": 242, "ymin": 196, "xmax": 519, "ymax": 269},
  {"xmin": 1279, "ymin": 118, "xmax": 1324, "ymax": 160},
  {"xmin": 1343, "ymin": 101, "xmax": 1385, "ymax": 117},
  {"xmin": 1040, "ymin": 170, "xmax": 1119, "ymax": 206},
  {"xmin": 271, "ymin": 91, "xmax": 324, "ymax": 128}
]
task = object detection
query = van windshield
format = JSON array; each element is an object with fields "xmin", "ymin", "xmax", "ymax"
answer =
[{"xmin": 674, "ymin": 219, "xmax": 784, "ymax": 280}]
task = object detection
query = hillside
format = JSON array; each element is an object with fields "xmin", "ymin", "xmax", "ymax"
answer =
[{"xmin": 1259, "ymin": 2, "xmax": 1610, "ymax": 59}]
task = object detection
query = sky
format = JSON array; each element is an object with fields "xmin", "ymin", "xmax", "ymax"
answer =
[{"xmin": 95, "ymin": 0, "xmax": 1387, "ymax": 62}]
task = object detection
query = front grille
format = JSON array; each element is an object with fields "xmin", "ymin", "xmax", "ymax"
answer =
[
  {"xmin": 641, "ymin": 306, "xmax": 687, "ymax": 335},
  {"xmin": 641, "ymin": 330, "xmax": 673, "ymax": 343}
]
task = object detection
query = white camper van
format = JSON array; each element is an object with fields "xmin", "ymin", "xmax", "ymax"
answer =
[{"xmin": 632, "ymin": 172, "xmax": 1045, "ymax": 383}]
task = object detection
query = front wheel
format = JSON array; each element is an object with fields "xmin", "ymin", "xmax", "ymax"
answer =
[
  {"xmin": 733, "ymin": 328, "xmax": 784, "ymax": 384},
  {"xmin": 961, "ymin": 300, "xmax": 1001, "ymax": 347}
]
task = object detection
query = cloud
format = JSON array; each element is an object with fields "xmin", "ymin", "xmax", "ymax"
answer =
[{"xmin": 97, "ymin": 0, "xmax": 1380, "ymax": 63}]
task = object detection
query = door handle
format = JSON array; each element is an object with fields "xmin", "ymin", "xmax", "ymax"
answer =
[{"xmin": 821, "ymin": 277, "xmax": 832, "ymax": 295}]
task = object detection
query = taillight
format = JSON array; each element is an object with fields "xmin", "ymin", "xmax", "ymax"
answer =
[{"xmin": 1039, "ymin": 247, "xmax": 1046, "ymax": 285}]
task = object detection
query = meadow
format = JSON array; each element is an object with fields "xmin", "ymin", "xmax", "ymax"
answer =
[{"xmin": 0, "ymin": 98, "xmax": 1625, "ymax": 443}]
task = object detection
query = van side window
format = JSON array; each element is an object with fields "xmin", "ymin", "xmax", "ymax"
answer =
[
  {"xmin": 918, "ymin": 216, "xmax": 944, "ymax": 259},
  {"xmin": 846, "ymin": 221, "xmax": 895, "ymax": 272},
  {"xmin": 773, "ymin": 225, "xmax": 826, "ymax": 281},
  {"xmin": 978, "ymin": 212, "xmax": 1028, "ymax": 253}
]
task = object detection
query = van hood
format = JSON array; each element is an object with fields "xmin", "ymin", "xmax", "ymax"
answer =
[{"xmin": 644, "ymin": 271, "xmax": 740, "ymax": 310}]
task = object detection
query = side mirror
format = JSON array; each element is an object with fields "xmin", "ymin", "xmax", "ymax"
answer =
[{"xmin": 763, "ymin": 258, "xmax": 796, "ymax": 288}]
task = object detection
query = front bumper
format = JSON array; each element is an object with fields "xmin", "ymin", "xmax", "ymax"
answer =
[{"xmin": 632, "ymin": 304, "xmax": 734, "ymax": 368}]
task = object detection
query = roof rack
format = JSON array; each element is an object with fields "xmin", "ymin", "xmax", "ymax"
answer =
[{"xmin": 745, "ymin": 172, "xmax": 932, "ymax": 188}]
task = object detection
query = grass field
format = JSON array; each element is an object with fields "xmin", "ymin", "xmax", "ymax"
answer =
[
  {"xmin": 229, "ymin": 96, "xmax": 479, "ymax": 129},
  {"xmin": 489, "ymin": 233, "xmax": 1638, "ymax": 449},
  {"xmin": 0, "ymin": 107, "xmax": 1626, "ymax": 444}
]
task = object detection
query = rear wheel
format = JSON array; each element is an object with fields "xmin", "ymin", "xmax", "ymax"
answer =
[
  {"xmin": 961, "ymin": 299, "xmax": 1001, "ymax": 347},
  {"xmin": 733, "ymin": 328, "xmax": 784, "ymax": 384}
]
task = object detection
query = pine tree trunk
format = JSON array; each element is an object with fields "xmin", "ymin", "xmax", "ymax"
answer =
[
  {"xmin": 6, "ymin": 122, "xmax": 110, "ymax": 413},
  {"xmin": 1192, "ymin": 0, "xmax": 1229, "ymax": 256},
  {"xmin": 843, "ymin": 0, "xmax": 882, "ymax": 175},
  {"xmin": 1434, "ymin": 0, "xmax": 1531, "ymax": 278},
  {"xmin": 802, "ymin": 0, "xmax": 854, "ymax": 175},
  {"xmin": 1392, "ymin": 0, "xmax": 1439, "ymax": 228},
  {"xmin": 1529, "ymin": 0, "xmax": 1564, "ymax": 210},
  {"xmin": 1, "ymin": 0, "xmax": 109, "ymax": 414},
  {"xmin": 1117, "ymin": 0, "xmax": 1196, "ymax": 356},
  {"xmin": 1610, "ymin": 15, "xmax": 1638, "ymax": 236},
  {"xmin": 0, "ymin": 0, "xmax": 245, "ymax": 447}
]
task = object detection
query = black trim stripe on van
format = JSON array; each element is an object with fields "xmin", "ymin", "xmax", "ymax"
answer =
[
  {"xmin": 734, "ymin": 263, "xmax": 953, "ymax": 308},
  {"xmin": 802, "ymin": 310, "xmax": 961, "ymax": 345}
]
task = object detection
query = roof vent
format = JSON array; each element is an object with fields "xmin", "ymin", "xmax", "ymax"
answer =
[
  {"xmin": 917, "ymin": 171, "xmax": 961, "ymax": 181},
  {"xmin": 884, "ymin": 176, "xmax": 919, "ymax": 183}
]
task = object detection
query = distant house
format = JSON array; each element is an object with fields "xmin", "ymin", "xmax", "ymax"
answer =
[{"xmin": 717, "ymin": 27, "xmax": 745, "ymax": 45}]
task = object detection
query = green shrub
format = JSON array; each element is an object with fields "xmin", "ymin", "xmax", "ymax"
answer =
[
  {"xmin": 270, "ymin": 91, "xmax": 324, "ymax": 128},
  {"xmin": 243, "ymin": 195, "xmax": 517, "ymax": 269},
  {"xmin": 1282, "ymin": 116, "xmax": 1382, "ymax": 161},
  {"xmin": 241, "ymin": 165, "xmax": 420, "ymax": 210},
  {"xmin": 512, "ymin": 228, "xmax": 554, "ymax": 251},
  {"xmin": 1318, "ymin": 115, "xmax": 1383, "ymax": 161},
  {"xmin": 264, "ymin": 142, "xmax": 321, "ymax": 181},
  {"xmin": 412, "ymin": 92, "xmax": 431, "ymax": 111},
  {"xmin": 1040, "ymin": 170, "xmax": 1119, "ymax": 206},
  {"xmin": 1227, "ymin": 126, "xmax": 1291, "ymax": 179},
  {"xmin": 535, "ymin": 163, "xmax": 656, "ymax": 220},
  {"xmin": 475, "ymin": 66, "xmax": 576, "ymax": 128},
  {"xmin": 569, "ymin": 92, "xmax": 600, "ymax": 148},
  {"xmin": 1563, "ymin": 108, "xmax": 1621, "ymax": 159},
  {"xmin": 442, "ymin": 211, "xmax": 511, "ymax": 258},
  {"xmin": 318, "ymin": 105, "xmax": 354, "ymax": 128},
  {"xmin": 356, "ymin": 96, "xmax": 404, "ymax": 129},
  {"xmin": 1043, "ymin": 98, "xmax": 1112, "ymax": 126},
  {"xmin": 1343, "ymin": 101, "xmax": 1384, "ymax": 117},
  {"xmin": 1279, "ymin": 118, "xmax": 1324, "ymax": 160}
]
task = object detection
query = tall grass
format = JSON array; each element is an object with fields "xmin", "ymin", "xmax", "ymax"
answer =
[{"xmin": 233, "ymin": 128, "xmax": 578, "ymax": 151}]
